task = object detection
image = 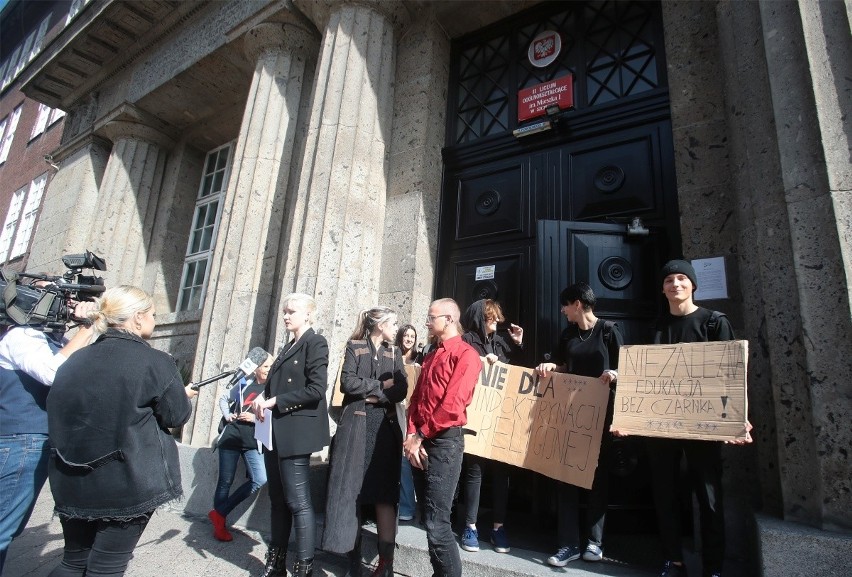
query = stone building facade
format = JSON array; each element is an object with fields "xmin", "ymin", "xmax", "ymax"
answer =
[
  {"xmin": 17, "ymin": 0, "xmax": 851, "ymax": 564},
  {"xmin": 0, "ymin": 0, "xmax": 72, "ymax": 271}
]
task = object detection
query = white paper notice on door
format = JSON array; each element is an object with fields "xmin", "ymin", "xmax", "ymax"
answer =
[
  {"xmin": 692, "ymin": 256, "xmax": 728, "ymax": 300},
  {"xmin": 475, "ymin": 265, "xmax": 496, "ymax": 281}
]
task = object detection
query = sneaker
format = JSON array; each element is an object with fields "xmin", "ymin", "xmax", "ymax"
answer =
[
  {"xmin": 547, "ymin": 545, "xmax": 581, "ymax": 567},
  {"xmin": 398, "ymin": 513, "xmax": 414, "ymax": 522},
  {"xmin": 461, "ymin": 527, "xmax": 479, "ymax": 552},
  {"xmin": 582, "ymin": 543, "xmax": 603, "ymax": 561},
  {"xmin": 660, "ymin": 561, "xmax": 688, "ymax": 577},
  {"xmin": 490, "ymin": 526, "xmax": 510, "ymax": 553}
]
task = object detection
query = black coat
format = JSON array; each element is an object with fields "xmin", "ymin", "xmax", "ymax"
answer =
[
  {"xmin": 47, "ymin": 329, "xmax": 191, "ymax": 520},
  {"xmin": 322, "ymin": 339, "xmax": 407, "ymax": 553},
  {"xmin": 265, "ymin": 327, "xmax": 330, "ymax": 457}
]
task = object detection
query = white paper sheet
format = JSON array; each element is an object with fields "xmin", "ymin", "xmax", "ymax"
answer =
[{"xmin": 254, "ymin": 409, "xmax": 273, "ymax": 450}]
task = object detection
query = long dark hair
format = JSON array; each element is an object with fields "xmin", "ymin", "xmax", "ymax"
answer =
[{"xmin": 396, "ymin": 324, "xmax": 417, "ymax": 357}]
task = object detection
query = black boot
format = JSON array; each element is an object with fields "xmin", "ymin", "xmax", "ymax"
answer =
[
  {"xmin": 292, "ymin": 558, "xmax": 313, "ymax": 577},
  {"xmin": 370, "ymin": 542, "xmax": 394, "ymax": 577},
  {"xmin": 343, "ymin": 547, "xmax": 362, "ymax": 577},
  {"xmin": 254, "ymin": 546, "xmax": 286, "ymax": 577}
]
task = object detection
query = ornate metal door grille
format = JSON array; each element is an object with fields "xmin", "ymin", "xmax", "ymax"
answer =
[{"xmin": 450, "ymin": 0, "xmax": 666, "ymax": 146}]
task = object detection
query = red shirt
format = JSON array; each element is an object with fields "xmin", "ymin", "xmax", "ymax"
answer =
[{"xmin": 406, "ymin": 335, "xmax": 481, "ymax": 439}]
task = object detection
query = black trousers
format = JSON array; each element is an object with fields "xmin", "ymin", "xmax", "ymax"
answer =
[
  {"xmin": 48, "ymin": 515, "xmax": 150, "ymax": 577},
  {"xmin": 463, "ymin": 455, "xmax": 510, "ymax": 526},
  {"xmin": 646, "ymin": 437, "xmax": 725, "ymax": 575},
  {"xmin": 556, "ymin": 429, "xmax": 612, "ymax": 548},
  {"xmin": 412, "ymin": 430, "xmax": 464, "ymax": 577},
  {"xmin": 265, "ymin": 451, "xmax": 315, "ymax": 560}
]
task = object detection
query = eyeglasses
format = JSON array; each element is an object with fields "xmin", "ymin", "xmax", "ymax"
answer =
[{"xmin": 426, "ymin": 314, "xmax": 451, "ymax": 323}]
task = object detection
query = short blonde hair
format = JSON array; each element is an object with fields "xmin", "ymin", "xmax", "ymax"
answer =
[
  {"xmin": 282, "ymin": 292, "xmax": 317, "ymax": 323},
  {"xmin": 90, "ymin": 285, "xmax": 154, "ymax": 335}
]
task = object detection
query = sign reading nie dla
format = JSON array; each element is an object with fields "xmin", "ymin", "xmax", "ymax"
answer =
[
  {"xmin": 612, "ymin": 341, "xmax": 749, "ymax": 441},
  {"xmin": 464, "ymin": 360, "xmax": 610, "ymax": 490}
]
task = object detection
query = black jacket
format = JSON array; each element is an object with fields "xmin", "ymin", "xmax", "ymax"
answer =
[
  {"xmin": 47, "ymin": 329, "xmax": 191, "ymax": 520},
  {"xmin": 266, "ymin": 327, "xmax": 330, "ymax": 457},
  {"xmin": 460, "ymin": 299, "xmax": 523, "ymax": 364}
]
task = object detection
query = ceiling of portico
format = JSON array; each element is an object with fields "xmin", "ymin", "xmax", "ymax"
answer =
[
  {"xmin": 425, "ymin": 0, "xmax": 539, "ymax": 38},
  {"xmin": 133, "ymin": 43, "xmax": 253, "ymax": 151}
]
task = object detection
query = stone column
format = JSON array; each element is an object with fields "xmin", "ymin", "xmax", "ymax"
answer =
[
  {"xmin": 184, "ymin": 20, "xmax": 318, "ymax": 446},
  {"xmin": 759, "ymin": 0, "xmax": 852, "ymax": 530},
  {"xmin": 89, "ymin": 121, "xmax": 173, "ymax": 286},
  {"xmin": 26, "ymin": 136, "xmax": 111, "ymax": 273},
  {"xmin": 281, "ymin": 0, "xmax": 407, "ymax": 372},
  {"xmin": 379, "ymin": 8, "xmax": 450, "ymax": 325}
]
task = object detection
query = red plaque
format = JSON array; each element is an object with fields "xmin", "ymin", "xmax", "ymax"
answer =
[{"xmin": 517, "ymin": 75, "xmax": 574, "ymax": 122}]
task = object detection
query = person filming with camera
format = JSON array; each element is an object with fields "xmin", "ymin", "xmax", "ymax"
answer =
[{"xmin": 0, "ymin": 279, "xmax": 95, "ymax": 576}]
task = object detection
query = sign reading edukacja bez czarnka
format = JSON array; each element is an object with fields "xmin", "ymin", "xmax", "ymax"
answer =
[
  {"xmin": 464, "ymin": 360, "xmax": 610, "ymax": 490},
  {"xmin": 612, "ymin": 341, "xmax": 749, "ymax": 441}
]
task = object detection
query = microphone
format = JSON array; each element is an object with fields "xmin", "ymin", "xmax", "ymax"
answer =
[
  {"xmin": 225, "ymin": 347, "xmax": 269, "ymax": 389},
  {"xmin": 189, "ymin": 370, "xmax": 236, "ymax": 391}
]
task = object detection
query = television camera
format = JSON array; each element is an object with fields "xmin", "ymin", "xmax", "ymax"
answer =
[{"xmin": 0, "ymin": 251, "xmax": 107, "ymax": 333}]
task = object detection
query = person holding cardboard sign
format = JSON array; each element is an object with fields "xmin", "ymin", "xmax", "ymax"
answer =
[
  {"xmin": 459, "ymin": 299, "xmax": 523, "ymax": 554},
  {"xmin": 616, "ymin": 259, "xmax": 752, "ymax": 577},
  {"xmin": 535, "ymin": 282, "xmax": 623, "ymax": 567}
]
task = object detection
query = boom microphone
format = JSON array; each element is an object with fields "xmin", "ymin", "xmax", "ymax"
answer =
[{"xmin": 226, "ymin": 347, "xmax": 269, "ymax": 388}]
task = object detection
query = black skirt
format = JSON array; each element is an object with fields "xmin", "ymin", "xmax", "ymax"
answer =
[{"xmin": 360, "ymin": 403, "xmax": 402, "ymax": 505}]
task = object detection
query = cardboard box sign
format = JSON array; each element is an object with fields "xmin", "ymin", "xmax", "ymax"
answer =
[
  {"xmin": 464, "ymin": 360, "xmax": 610, "ymax": 490},
  {"xmin": 612, "ymin": 341, "xmax": 749, "ymax": 441}
]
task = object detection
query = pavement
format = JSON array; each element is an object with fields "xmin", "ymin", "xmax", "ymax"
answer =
[{"xmin": 6, "ymin": 486, "xmax": 750, "ymax": 577}]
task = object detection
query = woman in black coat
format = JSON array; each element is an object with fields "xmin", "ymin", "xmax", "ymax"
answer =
[
  {"xmin": 250, "ymin": 293, "xmax": 329, "ymax": 577},
  {"xmin": 322, "ymin": 307, "xmax": 408, "ymax": 577},
  {"xmin": 47, "ymin": 285, "xmax": 192, "ymax": 577}
]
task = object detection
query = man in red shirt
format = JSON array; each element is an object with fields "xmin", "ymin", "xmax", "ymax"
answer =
[{"xmin": 403, "ymin": 298, "xmax": 481, "ymax": 577}]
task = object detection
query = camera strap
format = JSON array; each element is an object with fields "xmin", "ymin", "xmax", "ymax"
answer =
[{"xmin": 1, "ymin": 271, "xmax": 58, "ymax": 326}]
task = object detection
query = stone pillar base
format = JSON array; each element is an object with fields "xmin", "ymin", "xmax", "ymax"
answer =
[{"xmin": 755, "ymin": 514, "xmax": 851, "ymax": 577}]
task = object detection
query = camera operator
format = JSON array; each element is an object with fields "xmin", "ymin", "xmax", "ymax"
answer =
[{"xmin": 0, "ymin": 287, "xmax": 95, "ymax": 576}]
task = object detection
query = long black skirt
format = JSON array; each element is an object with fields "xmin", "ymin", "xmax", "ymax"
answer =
[{"xmin": 360, "ymin": 404, "xmax": 402, "ymax": 505}]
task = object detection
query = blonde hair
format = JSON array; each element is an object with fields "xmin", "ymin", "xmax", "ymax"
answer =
[
  {"xmin": 282, "ymin": 292, "xmax": 317, "ymax": 323},
  {"xmin": 90, "ymin": 285, "xmax": 154, "ymax": 336},
  {"xmin": 349, "ymin": 306, "xmax": 396, "ymax": 341}
]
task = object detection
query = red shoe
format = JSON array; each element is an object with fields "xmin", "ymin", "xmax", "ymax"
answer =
[{"xmin": 208, "ymin": 509, "xmax": 233, "ymax": 542}]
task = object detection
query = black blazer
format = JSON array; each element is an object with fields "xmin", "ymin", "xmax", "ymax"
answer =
[{"xmin": 265, "ymin": 327, "xmax": 330, "ymax": 457}]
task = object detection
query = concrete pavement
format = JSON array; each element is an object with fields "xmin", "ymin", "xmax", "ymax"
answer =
[{"xmin": 6, "ymin": 485, "xmax": 669, "ymax": 577}]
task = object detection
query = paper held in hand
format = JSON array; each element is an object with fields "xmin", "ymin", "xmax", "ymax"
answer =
[{"xmin": 612, "ymin": 340, "xmax": 749, "ymax": 441}]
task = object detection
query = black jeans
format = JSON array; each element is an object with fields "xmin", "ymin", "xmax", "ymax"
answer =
[
  {"xmin": 463, "ymin": 455, "xmax": 509, "ymax": 526},
  {"xmin": 48, "ymin": 515, "xmax": 150, "ymax": 576},
  {"xmin": 646, "ymin": 438, "xmax": 725, "ymax": 575},
  {"xmin": 412, "ymin": 430, "xmax": 464, "ymax": 577},
  {"xmin": 265, "ymin": 451, "xmax": 315, "ymax": 560}
]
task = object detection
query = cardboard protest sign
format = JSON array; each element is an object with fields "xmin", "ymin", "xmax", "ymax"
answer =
[
  {"xmin": 464, "ymin": 360, "xmax": 611, "ymax": 490},
  {"xmin": 612, "ymin": 341, "xmax": 749, "ymax": 441},
  {"xmin": 330, "ymin": 363, "xmax": 419, "ymax": 407}
]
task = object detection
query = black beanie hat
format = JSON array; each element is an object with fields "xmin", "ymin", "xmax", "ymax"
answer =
[{"xmin": 660, "ymin": 259, "xmax": 698, "ymax": 290}]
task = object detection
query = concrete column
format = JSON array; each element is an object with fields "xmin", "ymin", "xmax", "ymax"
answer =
[
  {"xmin": 184, "ymin": 20, "xmax": 318, "ymax": 446},
  {"xmin": 759, "ymin": 0, "xmax": 852, "ymax": 530},
  {"xmin": 281, "ymin": 0, "xmax": 407, "ymax": 372},
  {"xmin": 26, "ymin": 136, "xmax": 110, "ymax": 273},
  {"xmin": 379, "ymin": 9, "xmax": 450, "ymax": 326},
  {"xmin": 90, "ymin": 121, "xmax": 173, "ymax": 286}
]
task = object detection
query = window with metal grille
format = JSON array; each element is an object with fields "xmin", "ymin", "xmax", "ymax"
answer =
[
  {"xmin": 176, "ymin": 142, "xmax": 233, "ymax": 311},
  {"xmin": 450, "ymin": 0, "xmax": 664, "ymax": 146}
]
